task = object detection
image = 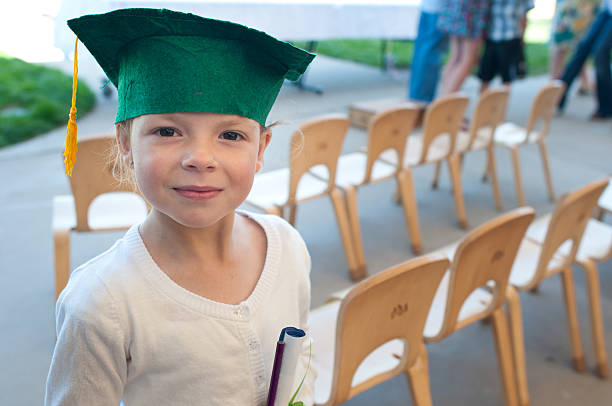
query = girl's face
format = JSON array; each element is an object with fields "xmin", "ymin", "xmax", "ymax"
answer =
[{"xmin": 118, "ymin": 112, "xmax": 271, "ymax": 229}]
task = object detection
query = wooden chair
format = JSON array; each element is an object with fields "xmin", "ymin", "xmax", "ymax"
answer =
[
  {"xmin": 309, "ymin": 107, "xmax": 422, "ymax": 278},
  {"xmin": 524, "ymin": 180, "xmax": 612, "ymax": 379},
  {"xmin": 423, "ymin": 207, "xmax": 535, "ymax": 406},
  {"xmin": 432, "ymin": 88, "xmax": 510, "ymax": 211},
  {"xmin": 492, "ymin": 81, "xmax": 565, "ymax": 206},
  {"xmin": 505, "ymin": 179, "xmax": 609, "ymax": 406},
  {"xmin": 52, "ymin": 135, "xmax": 149, "ymax": 298},
  {"xmin": 244, "ymin": 116, "xmax": 361, "ymax": 280},
  {"xmin": 379, "ymin": 93, "xmax": 471, "ymax": 229},
  {"xmin": 309, "ymin": 253, "xmax": 449, "ymax": 406}
]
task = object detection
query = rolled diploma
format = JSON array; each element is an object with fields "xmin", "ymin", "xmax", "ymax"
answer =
[{"xmin": 273, "ymin": 328, "xmax": 306, "ymax": 406}]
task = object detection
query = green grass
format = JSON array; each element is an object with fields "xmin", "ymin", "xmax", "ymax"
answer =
[
  {"xmin": 0, "ymin": 56, "xmax": 96, "ymax": 148},
  {"xmin": 293, "ymin": 17, "xmax": 552, "ymax": 77}
]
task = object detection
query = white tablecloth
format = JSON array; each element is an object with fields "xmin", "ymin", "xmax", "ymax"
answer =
[{"xmin": 55, "ymin": 0, "xmax": 421, "ymax": 55}]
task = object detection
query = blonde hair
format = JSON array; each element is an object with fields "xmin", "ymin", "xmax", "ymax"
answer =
[{"xmin": 110, "ymin": 119, "xmax": 138, "ymax": 191}]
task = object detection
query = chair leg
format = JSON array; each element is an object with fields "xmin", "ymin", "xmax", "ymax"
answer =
[
  {"xmin": 54, "ymin": 230, "xmax": 71, "ymax": 300},
  {"xmin": 482, "ymin": 151, "xmax": 491, "ymax": 183},
  {"xmin": 509, "ymin": 147, "xmax": 527, "ymax": 207},
  {"xmin": 491, "ymin": 307, "xmax": 520, "ymax": 406},
  {"xmin": 405, "ymin": 342, "xmax": 434, "ymax": 406},
  {"xmin": 288, "ymin": 203, "xmax": 298, "ymax": 226},
  {"xmin": 329, "ymin": 188, "xmax": 365, "ymax": 280},
  {"xmin": 579, "ymin": 259, "xmax": 609, "ymax": 378},
  {"xmin": 344, "ymin": 185, "xmax": 367, "ymax": 280},
  {"xmin": 506, "ymin": 286, "xmax": 530, "ymax": 406},
  {"xmin": 431, "ymin": 161, "xmax": 442, "ymax": 190},
  {"xmin": 537, "ymin": 140, "xmax": 556, "ymax": 202},
  {"xmin": 397, "ymin": 169, "xmax": 423, "ymax": 254},
  {"xmin": 487, "ymin": 146, "xmax": 504, "ymax": 211},
  {"xmin": 447, "ymin": 155, "xmax": 468, "ymax": 229},
  {"xmin": 560, "ymin": 267, "xmax": 586, "ymax": 372}
]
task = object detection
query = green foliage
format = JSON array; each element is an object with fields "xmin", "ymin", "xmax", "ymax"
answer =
[{"xmin": 0, "ymin": 56, "xmax": 96, "ymax": 148}]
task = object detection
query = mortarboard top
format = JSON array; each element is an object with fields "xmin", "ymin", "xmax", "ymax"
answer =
[{"xmin": 67, "ymin": 8, "xmax": 315, "ymax": 126}]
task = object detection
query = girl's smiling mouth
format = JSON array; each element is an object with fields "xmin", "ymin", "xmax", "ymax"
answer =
[{"xmin": 173, "ymin": 186, "xmax": 223, "ymax": 200}]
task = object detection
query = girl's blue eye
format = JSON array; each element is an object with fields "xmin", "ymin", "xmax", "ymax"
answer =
[
  {"xmin": 221, "ymin": 131, "xmax": 242, "ymax": 141},
  {"xmin": 157, "ymin": 128, "xmax": 176, "ymax": 137}
]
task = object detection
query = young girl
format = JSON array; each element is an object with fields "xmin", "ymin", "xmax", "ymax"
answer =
[{"xmin": 45, "ymin": 8, "xmax": 316, "ymax": 406}]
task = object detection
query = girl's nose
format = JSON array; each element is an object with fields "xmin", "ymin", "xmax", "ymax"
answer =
[{"xmin": 181, "ymin": 139, "xmax": 217, "ymax": 171}]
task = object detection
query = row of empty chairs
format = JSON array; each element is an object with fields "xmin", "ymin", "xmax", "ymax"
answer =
[
  {"xmin": 309, "ymin": 178, "xmax": 611, "ymax": 406},
  {"xmin": 245, "ymin": 81, "xmax": 565, "ymax": 280}
]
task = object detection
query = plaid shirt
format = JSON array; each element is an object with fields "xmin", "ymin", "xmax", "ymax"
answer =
[{"xmin": 488, "ymin": 0, "xmax": 535, "ymax": 41}]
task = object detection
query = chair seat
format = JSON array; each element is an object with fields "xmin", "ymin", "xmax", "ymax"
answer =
[
  {"xmin": 599, "ymin": 179, "xmax": 612, "ymax": 214},
  {"xmin": 424, "ymin": 271, "xmax": 493, "ymax": 339},
  {"xmin": 310, "ymin": 152, "xmax": 396, "ymax": 188},
  {"xmin": 246, "ymin": 167, "xmax": 329, "ymax": 208},
  {"xmin": 309, "ymin": 300, "xmax": 403, "ymax": 405},
  {"xmin": 380, "ymin": 134, "xmax": 451, "ymax": 167},
  {"xmin": 52, "ymin": 192, "xmax": 148, "ymax": 231},
  {"xmin": 494, "ymin": 122, "xmax": 540, "ymax": 147},
  {"xmin": 508, "ymin": 238, "xmax": 566, "ymax": 288},
  {"xmin": 527, "ymin": 215, "xmax": 612, "ymax": 263}
]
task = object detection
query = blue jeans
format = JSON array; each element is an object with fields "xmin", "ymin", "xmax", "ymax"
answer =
[
  {"xmin": 408, "ymin": 11, "xmax": 449, "ymax": 103},
  {"xmin": 559, "ymin": 10, "xmax": 612, "ymax": 115}
]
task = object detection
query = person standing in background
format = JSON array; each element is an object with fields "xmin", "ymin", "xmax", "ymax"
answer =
[
  {"xmin": 477, "ymin": 0, "xmax": 535, "ymax": 93},
  {"xmin": 557, "ymin": 0, "xmax": 612, "ymax": 119},
  {"xmin": 408, "ymin": 0, "xmax": 449, "ymax": 103},
  {"xmin": 550, "ymin": 0, "xmax": 600, "ymax": 94},
  {"xmin": 437, "ymin": 0, "xmax": 490, "ymax": 95}
]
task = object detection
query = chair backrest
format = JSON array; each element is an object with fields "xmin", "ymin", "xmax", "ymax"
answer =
[
  {"xmin": 288, "ymin": 115, "xmax": 350, "ymax": 203},
  {"xmin": 362, "ymin": 106, "xmax": 420, "ymax": 183},
  {"xmin": 523, "ymin": 80, "xmax": 565, "ymax": 141},
  {"xmin": 418, "ymin": 93, "xmax": 470, "ymax": 164},
  {"xmin": 531, "ymin": 178, "xmax": 609, "ymax": 285},
  {"xmin": 68, "ymin": 135, "xmax": 146, "ymax": 231},
  {"xmin": 466, "ymin": 88, "xmax": 510, "ymax": 149},
  {"xmin": 327, "ymin": 253, "xmax": 449, "ymax": 404},
  {"xmin": 432, "ymin": 207, "xmax": 535, "ymax": 340}
]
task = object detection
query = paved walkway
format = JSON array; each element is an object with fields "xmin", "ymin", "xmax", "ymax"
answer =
[{"xmin": 1, "ymin": 55, "xmax": 611, "ymax": 405}]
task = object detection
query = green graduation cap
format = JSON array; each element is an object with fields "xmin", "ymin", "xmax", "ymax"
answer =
[{"xmin": 63, "ymin": 8, "xmax": 315, "ymax": 175}]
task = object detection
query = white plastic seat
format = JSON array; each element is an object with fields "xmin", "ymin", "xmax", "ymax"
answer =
[
  {"xmin": 247, "ymin": 168, "xmax": 328, "ymax": 208},
  {"xmin": 423, "ymin": 271, "xmax": 493, "ymax": 338},
  {"xmin": 311, "ymin": 152, "xmax": 396, "ymax": 189},
  {"xmin": 492, "ymin": 81, "xmax": 565, "ymax": 206}
]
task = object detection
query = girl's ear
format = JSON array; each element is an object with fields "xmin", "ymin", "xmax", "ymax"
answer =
[
  {"xmin": 255, "ymin": 129, "xmax": 272, "ymax": 172},
  {"xmin": 115, "ymin": 124, "xmax": 133, "ymax": 168}
]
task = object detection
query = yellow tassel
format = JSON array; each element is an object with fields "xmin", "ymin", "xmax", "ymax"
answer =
[{"xmin": 64, "ymin": 37, "xmax": 79, "ymax": 176}]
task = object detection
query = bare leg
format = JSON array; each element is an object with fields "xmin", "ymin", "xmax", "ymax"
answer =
[
  {"xmin": 550, "ymin": 45, "xmax": 568, "ymax": 79},
  {"xmin": 441, "ymin": 36, "xmax": 462, "ymax": 94},
  {"xmin": 444, "ymin": 37, "xmax": 482, "ymax": 94}
]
